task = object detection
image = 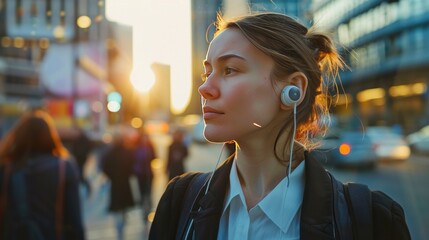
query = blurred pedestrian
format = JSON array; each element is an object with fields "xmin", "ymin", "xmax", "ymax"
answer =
[
  {"xmin": 0, "ymin": 110, "xmax": 85, "ymax": 240},
  {"xmin": 150, "ymin": 12, "xmax": 411, "ymax": 239},
  {"xmin": 132, "ymin": 130, "xmax": 156, "ymax": 226},
  {"xmin": 70, "ymin": 128, "xmax": 93, "ymax": 197},
  {"xmin": 166, "ymin": 129, "xmax": 189, "ymax": 180},
  {"xmin": 101, "ymin": 132, "xmax": 135, "ymax": 240}
]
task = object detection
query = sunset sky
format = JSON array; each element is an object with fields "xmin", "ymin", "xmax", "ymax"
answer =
[{"xmin": 106, "ymin": 0, "xmax": 192, "ymax": 114}]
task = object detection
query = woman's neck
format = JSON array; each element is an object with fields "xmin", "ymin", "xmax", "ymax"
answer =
[{"xmin": 234, "ymin": 144, "xmax": 305, "ymax": 210}]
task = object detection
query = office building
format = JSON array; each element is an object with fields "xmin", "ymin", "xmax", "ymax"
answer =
[
  {"xmin": 311, "ymin": 0, "xmax": 429, "ymax": 132},
  {"xmin": 0, "ymin": 0, "xmax": 114, "ymax": 138}
]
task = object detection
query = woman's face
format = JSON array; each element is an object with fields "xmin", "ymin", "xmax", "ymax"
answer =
[{"xmin": 199, "ymin": 28, "xmax": 283, "ymax": 143}]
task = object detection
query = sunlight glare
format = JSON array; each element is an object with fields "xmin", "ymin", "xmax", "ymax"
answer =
[
  {"xmin": 130, "ymin": 67, "xmax": 155, "ymax": 93},
  {"xmin": 106, "ymin": 0, "xmax": 192, "ymax": 115}
]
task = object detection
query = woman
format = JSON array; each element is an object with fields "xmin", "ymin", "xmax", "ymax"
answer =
[
  {"xmin": 149, "ymin": 13, "xmax": 411, "ymax": 240},
  {"xmin": 0, "ymin": 110, "xmax": 85, "ymax": 239}
]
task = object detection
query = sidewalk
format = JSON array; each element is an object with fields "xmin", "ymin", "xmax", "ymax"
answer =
[
  {"xmin": 79, "ymin": 134, "xmax": 223, "ymax": 240},
  {"xmin": 81, "ymin": 150, "xmax": 150, "ymax": 240}
]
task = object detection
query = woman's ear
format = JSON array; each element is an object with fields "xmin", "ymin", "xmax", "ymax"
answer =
[{"xmin": 280, "ymin": 72, "xmax": 308, "ymax": 110}]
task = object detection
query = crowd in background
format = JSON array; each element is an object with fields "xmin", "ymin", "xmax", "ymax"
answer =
[
  {"xmin": 100, "ymin": 126, "xmax": 156, "ymax": 240},
  {"xmin": 0, "ymin": 109, "xmax": 190, "ymax": 240}
]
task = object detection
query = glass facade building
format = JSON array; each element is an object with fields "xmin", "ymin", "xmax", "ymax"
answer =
[
  {"xmin": 185, "ymin": 0, "xmax": 222, "ymax": 115},
  {"xmin": 311, "ymin": 0, "xmax": 429, "ymax": 133},
  {"xmin": 0, "ymin": 0, "xmax": 113, "ymax": 138}
]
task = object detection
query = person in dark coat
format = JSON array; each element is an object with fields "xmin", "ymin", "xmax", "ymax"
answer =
[
  {"xmin": 70, "ymin": 128, "xmax": 93, "ymax": 197},
  {"xmin": 133, "ymin": 130, "xmax": 156, "ymax": 225},
  {"xmin": 0, "ymin": 110, "xmax": 85, "ymax": 240},
  {"xmin": 149, "ymin": 12, "xmax": 411, "ymax": 239},
  {"xmin": 101, "ymin": 132, "xmax": 135, "ymax": 240},
  {"xmin": 166, "ymin": 129, "xmax": 189, "ymax": 180}
]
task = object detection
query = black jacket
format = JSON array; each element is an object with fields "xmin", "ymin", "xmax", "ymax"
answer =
[
  {"xmin": 101, "ymin": 144, "xmax": 135, "ymax": 212},
  {"xmin": 150, "ymin": 153, "xmax": 411, "ymax": 240},
  {"xmin": 0, "ymin": 155, "xmax": 85, "ymax": 240}
]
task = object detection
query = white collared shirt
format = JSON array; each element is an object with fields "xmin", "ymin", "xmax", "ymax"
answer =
[{"xmin": 218, "ymin": 160, "xmax": 305, "ymax": 240}]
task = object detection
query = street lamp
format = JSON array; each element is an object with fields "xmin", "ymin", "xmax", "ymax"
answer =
[
  {"xmin": 107, "ymin": 91, "xmax": 122, "ymax": 113},
  {"xmin": 77, "ymin": 16, "xmax": 92, "ymax": 29}
]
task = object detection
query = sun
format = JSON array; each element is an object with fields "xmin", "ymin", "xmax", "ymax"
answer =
[
  {"xmin": 106, "ymin": 0, "xmax": 192, "ymax": 114},
  {"xmin": 130, "ymin": 67, "xmax": 156, "ymax": 93}
]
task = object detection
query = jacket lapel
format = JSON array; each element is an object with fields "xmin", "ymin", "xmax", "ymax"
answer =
[
  {"xmin": 192, "ymin": 156, "xmax": 233, "ymax": 240},
  {"xmin": 300, "ymin": 152, "xmax": 336, "ymax": 240},
  {"xmin": 188, "ymin": 152, "xmax": 336, "ymax": 240}
]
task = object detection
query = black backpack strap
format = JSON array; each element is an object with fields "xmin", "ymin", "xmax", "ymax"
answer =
[
  {"xmin": 328, "ymin": 171, "xmax": 353, "ymax": 240},
  {"xmin": 344, "ymin": 182, "xmax": 373, "ymax": 240},
  {"xmin": 176, "ymin": 172, "xmax": 210, "ymax": 240}
]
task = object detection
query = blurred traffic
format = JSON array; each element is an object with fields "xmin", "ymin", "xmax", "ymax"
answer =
[
  {"xmin": 407, "ymin": 125, "xmax": 429, "ymax": 155},
  {"xmin": 309, "ymin": 124, "xmax": 424, "ymax": 169}
]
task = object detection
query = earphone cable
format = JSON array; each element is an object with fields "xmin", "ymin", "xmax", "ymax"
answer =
[
  {"xmin": 287, "ymin": 102, "xmax": 297, "ymax": 187},
  {"xmin": 183, "ymin": 143, "xmax": 226, "ymax": 240},
  {"xmin": 205, "ymin": 142, "xmax": 226, "ymax": 194},
  {"xmin": 279, "ymin": 102, "xmax": 297, "ymax": 238}
]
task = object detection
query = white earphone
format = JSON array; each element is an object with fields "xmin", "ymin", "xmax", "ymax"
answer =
[
  {"xmin": 281, "ymin": 85, "xmax": 301, "ymax": 106},
  {"xmin": 280, "ymin": 85, "xmax": 301, "ymax": 187}
]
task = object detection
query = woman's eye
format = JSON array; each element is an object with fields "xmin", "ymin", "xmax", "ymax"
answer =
[
  {"xmin": 224, "ymin": 67, "xmax": 235, "ymax": 75},
  {"xmin": 201, "ymin": 68, "xmax": 236, "ymax": 81}
]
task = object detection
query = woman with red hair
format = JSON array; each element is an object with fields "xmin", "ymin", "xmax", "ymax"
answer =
[{"xmin": 0, "ymin": 110, "xmax": 84, "ymax": 240}]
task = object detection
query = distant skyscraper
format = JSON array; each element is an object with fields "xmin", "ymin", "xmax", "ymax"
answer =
[
  {"xmin": 149, "ymin": 63, "xmax": 171, "ymax": 120},
  {"xmin": 185, "ymin": 0, "xmax": 222, "ymax": 115}
]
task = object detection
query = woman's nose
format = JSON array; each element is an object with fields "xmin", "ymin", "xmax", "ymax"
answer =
[{"xmin": 198, "ymin": 80, "xmax": 220, "ymax": 100}]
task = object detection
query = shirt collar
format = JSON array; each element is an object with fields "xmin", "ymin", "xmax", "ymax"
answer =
[
  {"xmin": 222, "ymin": 159, "xmax": 245, "ymax": 215},
  {"xmin": 223, "ymin": 159, "xmax": 306, "ymax": 233},
  {"xmin": 259, "ymin": 161, "xmax": 305, "ymax": 233}
]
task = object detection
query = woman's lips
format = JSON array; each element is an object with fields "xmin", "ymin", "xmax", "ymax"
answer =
[{"xmin": 203, "ymin": 106, "xmax": 224, "ymax": 120}]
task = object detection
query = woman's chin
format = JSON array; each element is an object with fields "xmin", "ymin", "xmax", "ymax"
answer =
[
  {"xmin": 203, "ymin": 133, "xmax": 228, "ymax": 143},
  {"xmin": 204, "ymin": 126, "xmax": 234, "ymax": 143},
  {"xmin": 203, "ymin": 136, "xmax": 223, "ymax": 143}
]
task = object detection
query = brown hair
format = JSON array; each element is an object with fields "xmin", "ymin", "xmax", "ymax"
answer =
[
  {"xmin": 215, "ymin": 12, "xmax": 345, "ymax": 160},
  {"xmin": 0, "ymin": 110, "xmax": 69, "ymax": 166}
]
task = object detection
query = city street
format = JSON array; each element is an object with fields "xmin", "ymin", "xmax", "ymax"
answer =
[
  {"xmin": 1, "ymin": 1, "xmax": 428, "ymax": 240},
  {"xmin": 80, "ymin": 133, "xmax": 222, "ymax": 240},
  {"xmin": 82, "ymin": 134, "xmax": 428, "ymax": 240},
  {"xmin": 81, "ymin": 152, "xmax": 148, "ymax": 240}
]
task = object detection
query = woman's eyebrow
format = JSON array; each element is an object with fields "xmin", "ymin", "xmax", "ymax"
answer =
[
  {"xmin": 203, "ymin": 53, "xmax": 246, "ymax": 66},
  {"xmin": 216, "ymin": 54, "xmax": 246, "ymax": 63}
]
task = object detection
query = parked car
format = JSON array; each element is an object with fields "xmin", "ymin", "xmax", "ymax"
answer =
[
  {"xmin": 310, "ymin": 130, "xmax": 378, "ymax": 168},
  {"xmin": 366, "ymin": 126, "xmax": 411, "ymax": 161},
  {"xmin": 406, "ymin": 125, "xmax": 429, "ymax": 154}
]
